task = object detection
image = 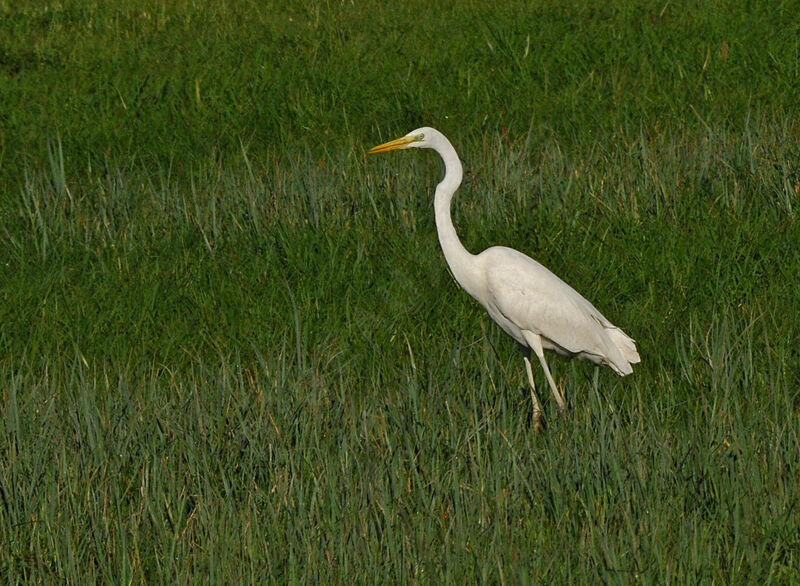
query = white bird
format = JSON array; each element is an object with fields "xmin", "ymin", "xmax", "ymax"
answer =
[{"xmin": 369, "ymin": 127, "xmax": 640, "ymax": 428}]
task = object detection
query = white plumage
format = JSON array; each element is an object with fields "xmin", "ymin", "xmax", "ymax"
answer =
[{"xmin": 370, "ymin": 127, "xmax": 640, "ymax": 428}]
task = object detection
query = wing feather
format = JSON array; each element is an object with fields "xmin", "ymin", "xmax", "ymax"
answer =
[{"xmin": 479, "ymin": 247, "xmax": 637, "ymax": 373}]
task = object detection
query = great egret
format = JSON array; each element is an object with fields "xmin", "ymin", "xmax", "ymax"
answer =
[{"xmin": 369, "ymin": 127, "xmax": 640, "ymax": 428}]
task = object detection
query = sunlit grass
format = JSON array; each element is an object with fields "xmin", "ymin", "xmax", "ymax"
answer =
[{"xmin": 2, "ymin": 0, "xmax": 800, "ymax": 582}]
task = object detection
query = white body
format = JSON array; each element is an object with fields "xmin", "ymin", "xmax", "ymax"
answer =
[
  {"xmin": 370, "ymin": 127, "xmax": 640, "ymax": 426},
  {"xmin": 472, "ymin": 246, "xmax": 638, "ymax": 375}
]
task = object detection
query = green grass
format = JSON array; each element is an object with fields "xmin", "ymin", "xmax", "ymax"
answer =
[{"xmin": 2, "ymin": 0, "xmax": 800, "ymax": 582}]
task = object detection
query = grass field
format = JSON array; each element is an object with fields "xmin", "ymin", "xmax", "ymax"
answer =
[{"xmin": 2, "ymin": 0, "xmax": 800, "ymax": 582}]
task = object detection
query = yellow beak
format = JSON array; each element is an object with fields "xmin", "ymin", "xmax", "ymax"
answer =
[{"xmin": 368, "ymin": 135, "xmax": 416, "ymax": 154}]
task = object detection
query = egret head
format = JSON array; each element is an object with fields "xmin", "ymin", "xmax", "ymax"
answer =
[{"xmin": 368, "ymin": 127, "xmax": 438, "ymax": 154}]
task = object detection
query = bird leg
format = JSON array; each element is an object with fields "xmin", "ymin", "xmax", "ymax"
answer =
[
  {"xmin": 523, "ymin": 355, "xmax": 542, "ymax": 430},
  {"xmin": 524, "ymin": 332, "xmax": 567, "ymax": 412}
]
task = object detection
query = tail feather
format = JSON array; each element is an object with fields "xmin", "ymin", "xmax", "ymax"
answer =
[{"xmin": 605, "ymin": 326, "xmax": 640, "ymax": 376}]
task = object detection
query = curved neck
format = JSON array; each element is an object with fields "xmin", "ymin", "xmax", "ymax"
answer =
[{"xmin": 433, "ymin": 140, "xmax": 479, "ymax": 296}]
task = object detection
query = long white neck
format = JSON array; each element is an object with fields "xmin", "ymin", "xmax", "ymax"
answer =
[{"xmin": 432, "ymin": 136, "xmax": 480, "ymax": 297}]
